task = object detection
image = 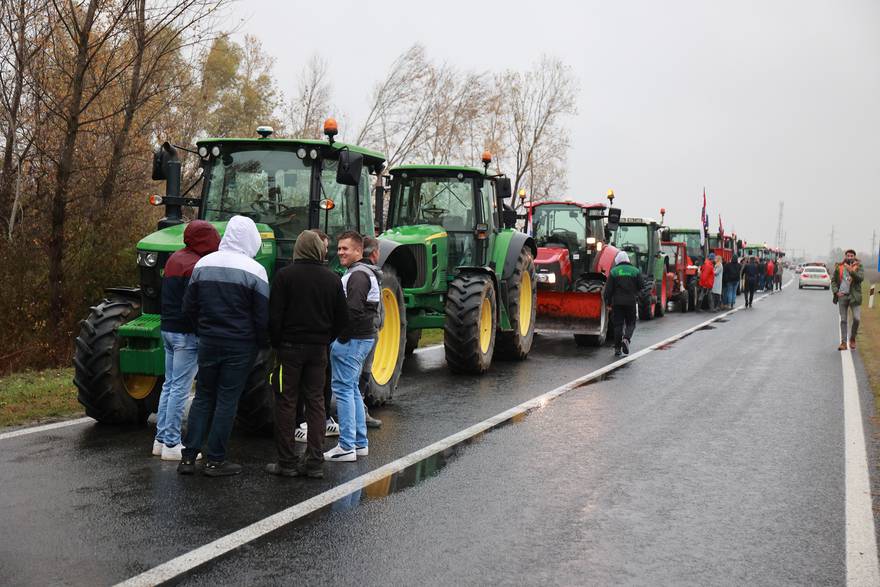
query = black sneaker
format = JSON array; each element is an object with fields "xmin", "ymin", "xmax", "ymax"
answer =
[
  {"xmin": 294, "ymin": 467, "xmax": 324, "ymax": 479},
  {"xmin": 265, "ymin": 463, "xmax": 298, "ymax": 477},
  {"xmin": 621, "ymin": 338, "xmax": 630, "ymax": 355},
  {"xmin": 203, "ymin": 460, "xmax": 242, "ymax": 477},
  {"xmin": 365, "ymin": 410, "xmax": 383, "ymax": 429},
  {"xmin": 177, "ymin": 457, "xmax": 196, "ymax": 475},
  {"xmin": 614, "ymin": 348, "xmax": 622, "ymax": 357}
]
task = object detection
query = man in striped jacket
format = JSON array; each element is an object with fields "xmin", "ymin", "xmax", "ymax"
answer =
[{"xmin": 179, "ymin": 215, "xmax": 269, "ymax": 477}]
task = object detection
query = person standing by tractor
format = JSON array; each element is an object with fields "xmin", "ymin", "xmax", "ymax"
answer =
[
  {"xmin": 743, "ymin": 257, "xmax": 759, "ymax": 308},
  {"xmin": 324, "ymin": 231, "xmax": 379, "ymax": 462},
  {"xmin": 765, "ymin": 258, "xmax": 776, "ymax": 292},
  {"xmin": 358, "ymin": 236, "xmax": 384, "ymax": 429},
  {"xmin": 604, "ymin": 251, "xmax": 644, "ymax": 357},
  {"xmin": 774, "ymin": 260, "xmax": 783, "ymax": 291},
  {"xmin": 153, "ymin": 220, "xmax": 220, "ymax": 461},
  {"xmin": 712, "ymin": 255, "xmax": 723, "ymax": 311},
  {"xmin": 178, "ymin": 215, "xmax": 270, "ymax": 477},
  {"xmin": 696, "ymin": 253, "xmax": 716, "ymax": 311},
  {"xmin": 758, "ymin": 257, "xmax": 767, "ymax": 291},
  {"xmin": 265, "ymin": 230, "xmax": 349, "ymax": 478},
  {"xmin": 721, "ymin": 255, "xmax": 741, "ymax": 310},
  {"xmin": 831, "ymin": 249, "xmax": 864, "ymax": 351}
]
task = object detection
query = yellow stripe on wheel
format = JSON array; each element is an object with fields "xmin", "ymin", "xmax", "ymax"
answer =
[
  {"xmin": 372, "ymin": 288, "xmax": 400, "ymax": 386},
  {"xmin": 519, "ymin": 271, "xmax": 532, "ymax": 337},
  {"xmin": 479, "ymin": 296, "xmax": 492, "ymax": 354}
]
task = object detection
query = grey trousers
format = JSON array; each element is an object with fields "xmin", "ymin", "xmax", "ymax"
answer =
[{"xmin": 838, "ymin": 297, "xmax": 861, "ymax": 342}]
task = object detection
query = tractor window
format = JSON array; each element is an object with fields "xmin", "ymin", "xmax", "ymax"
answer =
[
  {"xmin": 481, "ymin": 179, "xmax": 495, "ymax": 229},
  {"xmin": 204, "ymin": 149, "xmax": 311, "ymax": 236},
  {"xmin": 531, "ymin": 205, "xmax": 586, "ymax": 250},
  {"xmin": 318, "ymin": 159, "xmax": 361, "ymax": 239},
  {"xmin": 390, "ymin": 175, "xmax": 475, "ymax": 232}
]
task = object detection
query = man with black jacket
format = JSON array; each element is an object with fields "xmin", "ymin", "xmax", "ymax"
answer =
[
  {"xmin": 742, "ymin": 257, "xmax": 759, "ymax": 308},
  {"xmin": 266, "ymin": 230, "xmax": 349, "ymax": 478},
  {"xmin": 605, "ymin": 251, "xmax": 644, "ymax": 357}
]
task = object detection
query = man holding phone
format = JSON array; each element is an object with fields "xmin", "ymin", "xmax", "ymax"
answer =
[{"xmin": 831, "ymin": 249, "xmax": 864, "ymax": 351}]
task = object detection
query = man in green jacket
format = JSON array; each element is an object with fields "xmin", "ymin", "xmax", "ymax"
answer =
[
  {"xmin": 831, "ymin": 249, "xmax": 864, "ymax": 351},
  {"xmin": 604, "ymin": 251, "xmax": 645, "ymax": 357}
]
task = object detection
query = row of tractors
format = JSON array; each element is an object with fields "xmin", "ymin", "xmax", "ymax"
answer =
[{"xmin": 72, "ymin": 121, "xmax": 783, "ymax": 433}]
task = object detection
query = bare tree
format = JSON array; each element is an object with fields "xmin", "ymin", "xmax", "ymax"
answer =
[{"xmin": 287, "ymin": 54, "xmax": 331, "ymax": 138}]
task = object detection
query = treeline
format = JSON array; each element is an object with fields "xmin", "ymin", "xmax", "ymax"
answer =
[{"xmin": 0, "ymin": 1, "xmax": 578, "ymax": 372}]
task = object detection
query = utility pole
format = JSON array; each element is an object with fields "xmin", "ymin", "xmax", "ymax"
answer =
[
  {"xmin": 872, "ymin": 229, "xmax": 876, "ymax": 266},
  {"xmin": 830, "ymin": 225, "xmax": 835, "ymax": 261},
  {"xmin": 775, "ymin": 201, "xmax": 784, "ymax": 249}
]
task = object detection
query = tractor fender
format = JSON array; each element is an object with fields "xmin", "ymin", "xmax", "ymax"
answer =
[
  {"xmin": 376, "ymin": 238, "xmax": 418, "ymax": 288},
  {"xmin": 596, "ymin": 244, "xmax": 620, "ymax": 276},
  {"xmin": 500, "ymin": 232, "xmax": 537, "ymax": 282},
  {"xmin": 104, "ymin": 286, "xmax": 141, "ymax": 304}
]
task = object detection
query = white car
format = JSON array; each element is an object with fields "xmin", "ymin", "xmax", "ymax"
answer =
[{"xmin": 799, "ymin": 266, "xmax": 831, "ymax": 289}]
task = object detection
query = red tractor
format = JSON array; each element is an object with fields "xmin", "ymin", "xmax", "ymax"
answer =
[
  {"xmin": 526, "ymin": 199, "xmax": 621, "ymax": 346},
  {"xmin": 660, "ymin": 240, "xmax": 698, "ymax": 312}
]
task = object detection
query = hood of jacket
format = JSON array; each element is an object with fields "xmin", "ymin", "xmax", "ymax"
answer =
[
  {"xmin": 614, "ymin": 251, "xmax": 630, "ymax": 265},
  {"xmin": 219, "ymin": 215, "xmax": 261, "ymax": 258},
  {"xmin": 183, "ymin": 220, "xmax": 221, "ymax": 257},
  {"xmin": 293, "ymin": 230, "xmax": 325, "ymax": 261}
]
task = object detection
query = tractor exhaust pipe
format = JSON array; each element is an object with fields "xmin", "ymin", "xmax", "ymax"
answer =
[{"xmin": 151, "ymin": 142, "xmax": 184, "ymax": 230}]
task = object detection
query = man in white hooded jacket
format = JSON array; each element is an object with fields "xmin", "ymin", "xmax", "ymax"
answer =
[{"xmin": 179, "ymin": 215, "xmax": 269, "ymax": 477}]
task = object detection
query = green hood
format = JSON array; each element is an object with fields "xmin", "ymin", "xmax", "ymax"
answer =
[
  {"xmin": 380, "ymin": 224, "xmax": 447, "ymax": 245},
  {"xmin": 137, "ymin": 221, "xmax": 273, "ymax": 252}
]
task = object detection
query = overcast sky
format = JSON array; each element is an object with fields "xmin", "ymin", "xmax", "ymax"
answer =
[{"xmin": 230, "ymin": 0, "xmax": 880, "ymax": 260}]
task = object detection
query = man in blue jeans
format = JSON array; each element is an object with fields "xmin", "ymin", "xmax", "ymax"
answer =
[
  {"xmin": 179, "ymin": 215, "xmax": 269, "ymax": 477},
  {"xmin": 325, "ymin": 231, "xmax": 379, "ymax": 463},
  {"xmin": 153, "ymin": 220, "xmax": 219, "ymax": 460}
]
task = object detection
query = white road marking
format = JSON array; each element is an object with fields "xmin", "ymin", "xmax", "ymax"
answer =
[
  {"xmin": 118, "ymin": 295, "xmax": 772, "ymax": 587},
  {"xmin": 841, "ymin": 350, "xmax": 880, "ymax": 586},
  {"xmin": 413, "ymin": 343, "xmax": 442, "ymax": 354},
  {"xmin": 0, "ymin": 417, "xmax": 94, "ymax": 441}
]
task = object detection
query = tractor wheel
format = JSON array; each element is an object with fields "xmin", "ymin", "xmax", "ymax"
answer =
[
  {"xmin": 234, "ymin": 348, "xmax": 275, "ymax": 436},
  {"xmin": 444, "ymin": 273, "xmax": 497, "ymax": 374},
  {"xmin": 679, "ymin": 291, "xmax": 689, "ymax": 313},
  {"xmin": 365, "ymin": 265, "xmax": 407, "ymax": 406},
  {"xmin": 495, "ymin": 248, "xmax": 537, "ymax": 360},
  {"xmin": 73, "ymin": 297, "xmax": 162, "ymax": 424},
  {"xmin": 687, "ymin": 284, "xmax": 697, "ymax": 311},
  {"xmin": 655, "ymin": 276, "xmax": 667, "ymax": 317},
  {"xmin": 405, "ymin": 329, "xmax": 421, "ymax": 355},
  {"xmin": 573, "ymin": 279, "xmax": 608, "ymax": 347},
  {"xmin": 639, "ymin": 278, "xmax": 656, "ymax": 320}
]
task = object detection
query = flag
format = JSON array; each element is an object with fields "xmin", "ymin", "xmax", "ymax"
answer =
[
  {"xmin": 700, "ymin": 188, "xmax": 708, "ymax": 247},
  {"xmin": 718, "ymin": 214, "xmax": 724, "ymax": 239}
]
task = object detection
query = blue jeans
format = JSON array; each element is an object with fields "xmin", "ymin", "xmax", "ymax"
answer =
[
  {"xmin": 330, "ymin": 338, "xmax": 374, "ymax": 451},
  {"xmin": 723, "ymin": 282, "xmax": 738, "ymax": 307},
  {"xmin": 182, "ymin": 341, "xmax": 256, "ymax": 462},
  {"xmin": 155, "ymin": 331, "xmax": 199, "ymax": 447}
]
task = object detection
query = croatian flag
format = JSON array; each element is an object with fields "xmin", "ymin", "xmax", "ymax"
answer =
[
  {"xmin": 700, "ymin": 188, "xmax": 708, "ymax": 246},
  {"xmin": 718, "ymin": 214, "xmax": 724, "ymax": 239}
]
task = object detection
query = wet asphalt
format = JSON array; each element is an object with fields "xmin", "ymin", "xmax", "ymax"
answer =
[{"xmin": 1, "ymin": 284, "xmax": 875, "ymax": 585}]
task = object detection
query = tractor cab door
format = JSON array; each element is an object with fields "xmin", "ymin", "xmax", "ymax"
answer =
[{"xmin": 476, "ymin": 179, "xmax": 497, "ymax": 268}]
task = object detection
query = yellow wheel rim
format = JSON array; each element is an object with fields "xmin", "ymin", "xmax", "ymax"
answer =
[
  {"xmin": 479, "ymin": 296, "xmax": 492, "ymax": 354},
  {"xmin": 124, "ymin": 374, "xmax": 158, "ymax": 400},
  {"xmin": 519, "ymin": 271, "xmax": 532, "ymax": 337},
  {"xmin": 372, "ymin": 287, "xmax": 401, "ymax": 386}
]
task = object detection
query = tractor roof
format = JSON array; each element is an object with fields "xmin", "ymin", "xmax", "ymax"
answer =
[
  {"xmin": 619, "ymin": 216, "xmax": 659, "ymax": 225},
  {"xmin": 390, "ymin": 164, "xmax": 487, "ymax": 176},
  {"xmin": 196, "ymin": 138, "xmax": 386, "ymax": 165},
  {"xmin": 526, "ymin": 200, "xmax": 607, "ymax": 210},
  {"xmin": 668, "ymin": 228, "xmax": 701, "ymax": 233}
]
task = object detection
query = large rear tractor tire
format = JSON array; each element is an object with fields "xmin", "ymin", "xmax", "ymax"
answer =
[
  {"xmin": 444, "ymin": 273, "xmax": 497, "ymax": 374},
  {"xmin": 234, "ymin": 348, "xmax": 275, "ymax": 436},
  {"xmin": 496, "ymin": 248, "xmax": 537, "ymax": 360},
  {"xmin": 655, "ymin": 276, "xmax": 668, "ymax": 317},
  {"xmin": 365, "ymin": 266, "xmax": 407, "ymax": 406},
  {"xmin": 639, "ymin": 279, "xmax": 656, "ymax": 320},
  {"xmin": 74, "ymin": 297, "xmax": 162, "ymax": 424},
  {"xmin": 573, "ymin": 279, "xmax": 608, "ymax": 347}
]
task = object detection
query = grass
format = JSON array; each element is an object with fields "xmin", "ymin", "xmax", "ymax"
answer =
[
  {"xmin": 858, "ymin": 267, "xmax": 880, "ymax": 414},
  {"xmin": 0, "ymin": 368, "xmax": 81, "ymax": 428},
  {"xmin": 419, "ymin": 328, "xmax": 444, "ymax": 347}
]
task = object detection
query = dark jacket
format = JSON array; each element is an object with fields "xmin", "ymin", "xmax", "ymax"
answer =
[
  {"xmin": 339, "ymin": 260, "xmax": 381, "ymax": 340},
  {"xmin": 743, "ymin": 262, "xmax": 759, "ymax": 284},
  {"xmin": 183, "ymin": 215, "xmax": 270, "ymax": 349},
  {"xmin": 269, "ymin": 232, "xmax": 349, "ymax": 347},
  {"xmin": 604, "ymin": 262, "xmax": 644, "ymax": 306},
  {"xmin": 161, "ymin": 221, "xmax": 220, "ymax": 333},
  {"xmin": 722, "ymin": 259, "xmax": 741, "ymax": 285},
  {"xmin": 831, "ymin": 260, "xmax": 865, "ymax": 306}
]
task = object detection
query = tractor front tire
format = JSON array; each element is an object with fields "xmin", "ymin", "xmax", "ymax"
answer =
[
  {"xmin": 655, "ymin": 276, "xmax": 667, "ymax": 317},
  {"xmin": 444, "ymin": 273, "xmax": 497, "ymax": 374},
  {"xmin": 366, "ymin": 266, "xmax": 407, "ymax": 406},
  {"xmin": 234, "ymin": 348, "xmax": 275, "ymax": 436},
  {"xmin": 405, "ymin": 329, "xmax": 421, "ymax": 355},
  {"xmin": 74, "ymin": 297, "xmax": 162, "ymax": 425},
  {"xmin": 496, "ymin": 248, "xmax": 537, "ymax": 360}
]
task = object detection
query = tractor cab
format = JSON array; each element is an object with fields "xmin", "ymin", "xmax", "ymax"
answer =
[
  {"xmin": 667, "ymin": 228, "xmax": 705, "ymax": 266},
  {"xmin": 613, "ymin": 217, "xmax": 663, "ymax": 276}
]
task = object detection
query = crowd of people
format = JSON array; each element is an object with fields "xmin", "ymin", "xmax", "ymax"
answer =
[{"xmin": 152, "ymin": 215, "xmax": 385, "ymax": 478}]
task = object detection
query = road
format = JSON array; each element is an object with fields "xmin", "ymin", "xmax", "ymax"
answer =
[{"xmin": 1, "ymin": 282, "xmax": 878, "ymax": 586}]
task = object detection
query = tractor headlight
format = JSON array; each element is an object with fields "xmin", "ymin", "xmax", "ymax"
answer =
[
  {"xmin": 137, "ymin": 250, "xmax": 158, "ymax": 267},
  {"xmin": 536, "ymin": 272, "xmax": 556, "ymax": 284}
]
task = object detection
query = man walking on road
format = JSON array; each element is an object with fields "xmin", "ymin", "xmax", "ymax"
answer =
[
  {"xmin": 605, "ymin": 251, "xmax": 644, "ymax": 357},
  {"xmin": 743, "ymin": 257, "xmax": 759, "ymax": 308},
  {"xmin": 696, "ymin": 253, "xmax": 716, "ymax": 311},
  {"xmin": 179, "ymin": 215, "xmax": 269, "ymax": 477},
  {"xmin": 266, "ymin": 230, "xmax": 349, "ymax": 478},
  {"xmin": 831, "ymin": 249, "xmax": 864, "ymax": 351},
  {"xmin": 325, "ymin": 231, "xmax": 379, "ymax": 462}
]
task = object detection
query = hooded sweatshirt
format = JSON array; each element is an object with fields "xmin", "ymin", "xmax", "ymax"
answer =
[
  {"xmin": 604, "ymin": 255, "xmax": 644, "ymax": 307},
  {"xmin": 269, "ymin": 230, "xmax": 349, "ymax": 347},
  {"xmin": 183, "ymin": 215, "xmax": 270, "ymax": 349},
  {"xmin": 161, "ymin": 220, "xmax": 220, "ymax": 333}
]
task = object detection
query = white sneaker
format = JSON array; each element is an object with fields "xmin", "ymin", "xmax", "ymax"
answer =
[
  {"xmin": 324, "ymin": 444, "xmax": 356, "ymax": 462},
  {"xmin": 152, "ymin": 440, "xmax": 163, "ymax": 457},
  {"xmin": 294, "ymin": 427, "xmax": 307, "ymax": 443},
  {"xmin": 161, "ymin": 443, "xmax": 184, "ymax": 461},
  {"xmin": 355, "ymin": 446, "xmax": 368, "ymax": 457},
  {"xmin": 324, "ymin": 417, "xmax": 340, "ymax": 437}
]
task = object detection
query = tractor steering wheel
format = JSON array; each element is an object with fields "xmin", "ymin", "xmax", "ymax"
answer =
[
  {"xmin": 250, "ymin": 199, "xmax": 295, "ymax": 216},
  {"xmin": 422, "ymin": 206, "xmax": 447, "ymax": 219}
]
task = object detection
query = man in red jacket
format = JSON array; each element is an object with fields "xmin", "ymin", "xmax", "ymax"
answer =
[
  {"xmin": 765, "ymin": 259, "xmax": 776, "ymax": 292},
  {"xmin": 153, "ymin": 220, "xmax": 220, "ymax": 461},
  {"xmin": 696, "ymin": 253, "xmax": 716, "ymax": 311}
]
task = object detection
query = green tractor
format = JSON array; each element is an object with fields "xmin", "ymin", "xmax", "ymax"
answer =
[
  {"xmin": 73, "ymin": 122, "xmax": 416, "ymax": 433},
  {"xmin": 378, "ymin": 154, "xmax": 538, "ymax": 373},
  {"xmin": 612, "ymin": 216, "xmax": 672, "ymax": 320}
]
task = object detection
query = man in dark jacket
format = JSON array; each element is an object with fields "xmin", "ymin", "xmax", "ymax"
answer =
[
  {"xmin": 325, "ymin": 231, "xmax": 380, "ymax": 462},
  {"xmin": 358, "ymin": 236, "xmax": 383, "ymax": 429},
  {"xmin": 742, "ymin": 257, "xmax": 759, "ymax": 308},
  {"xmin": 179, "ymin": 215, "xmax": 269, "ymax": 477},
  {"xmin": 721, "ymin": 256, "xmax": 741, "ymax": 310},
  {"xmin": 154, "ymin": 220, "xmax": 220, "ymax": 461},
  {"xmin": 605, "ymin": 251, "xmax": 644, "ymax": 357},
  {"xmin": 266, "ymin": 230, "xmax": 348, "ymax": 478}
]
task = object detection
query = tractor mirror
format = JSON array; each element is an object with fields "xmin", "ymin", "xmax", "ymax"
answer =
[
  {"xmin": 495, "ymin": 177, "xmax": 512, "ymax": 200},
  {"xmin": 336, "ymin": 150, "xmax": 363, "ymax": 186},
  {"xmin": 660, "ymin": 227, "xmax": 671, "ymax": 241},
  {"xmin": 606, "ymin": 207, "xmax": 621, "ymax": 230},
  {"xmin": 151, "ymin": 142, "xmax": 178, "ymax": 181},
  {"xmin": 502, "ymin": 206, "xmax": 517, "ymax": 229}
]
